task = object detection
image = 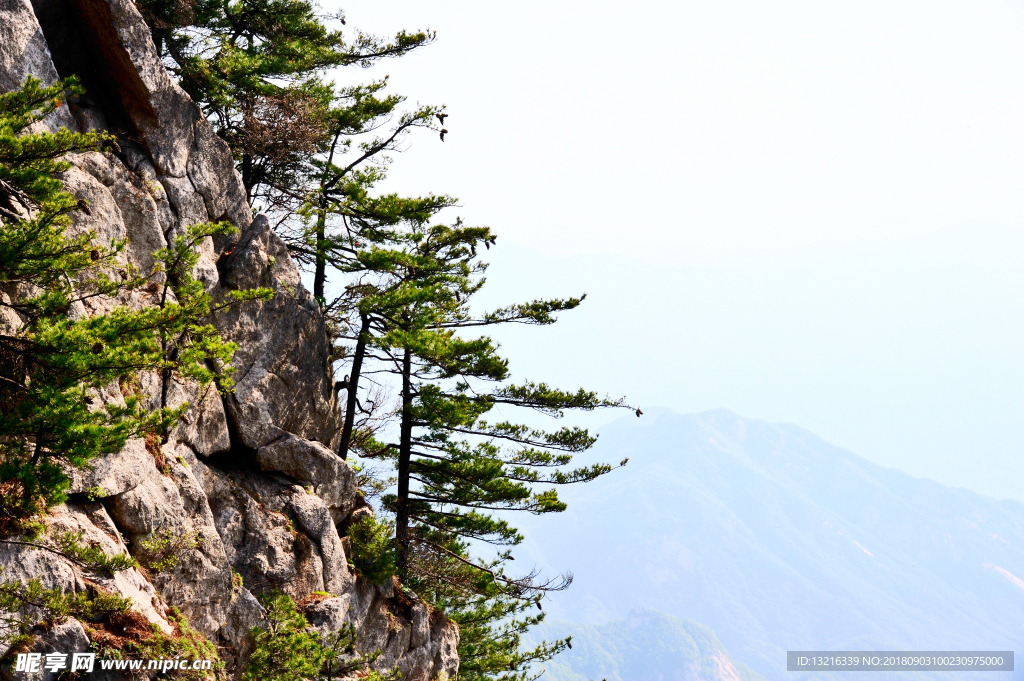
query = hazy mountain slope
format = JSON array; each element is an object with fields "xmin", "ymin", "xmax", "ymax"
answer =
[
  {"xmin": 528, "ymin": 609, "xmax": 767, "ymax": 681},
  {"xmin": 514, "ymin": 409, "xmax": 1024, "ymax": 680}
]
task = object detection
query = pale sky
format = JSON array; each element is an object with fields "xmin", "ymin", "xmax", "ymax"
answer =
[{"xmin": 322, "ymin": 0, "xmax": 1024, "ymax": 501}]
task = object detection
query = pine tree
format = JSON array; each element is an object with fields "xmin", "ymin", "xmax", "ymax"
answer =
[
  {"xmin": 285, "ymin": 80, "xmax": 456, "ymax": 452},
  {"xmin": 135, "ymin": 0, "xmax": 438, "ymax": 212},
  {"xmin": 346, "ymin": 221, "xmax": 630, "ymax": 679},
  {"xmin": 244, "ymin": 592, "xmax": 397, "ymax": 681},
  {"xmin": 450, "ymin": 596, "xmax": 569, "ymax": 681},
  {"xmin": 352, "ymin": 221, "xmax": 629, "ymax": 579},
  {"xmin": 0, "ymin": 76, "xmax": 270, "ymax": 527}
]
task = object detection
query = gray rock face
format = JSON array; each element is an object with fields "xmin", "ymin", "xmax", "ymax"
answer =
[
  {"xmin": 198, "ymin": 460, "xmax": 348, "ymax": 598},
  {"xmin": 162, "ymin": 377, "xmax": 233, "ymax": 458},
  {"xmin": 305, "ymin": 583, "xmax": 460, "ymax": 681},
  {"xmin": 214, "ymin": 214, "xmax": 342, "ymax": 450},
  {"xmin": 220, "ymin": 586, "xmax": 266, "ymax": 662},
  {"xmin": 0, "ymin": 0, "xmax": 75, "ymax": 133},
  {"xmin": 48, "ymin": 503, "xmax": 172, "ymax": 633},
  {"xmin": 0, "ymin": 0, "xmax": 459, "ymax": 677},
  {"xmin": 58, "ymin": 164, "xmax": 128, "ymax": 253},
  {"xmin": 0, "ymin": 539, "xmax": 82, "ymax": 606},
  {"xmin": 0, "ymin": 0, "xmax": 57, "ymax": 93},
  {"xmin": 18, "ymin": 619, "xmax": 90, "ymax": 681},
  {"xmin": 66, "ymin": 437, "xmax": 153, "ymax": 497}
]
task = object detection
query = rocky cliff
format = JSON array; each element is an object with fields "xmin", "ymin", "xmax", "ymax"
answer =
[{"xmin": 0, "ymin": 0, "xmax": 458, "ymax": 677}]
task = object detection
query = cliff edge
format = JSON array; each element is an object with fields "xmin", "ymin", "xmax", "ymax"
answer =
[{"xmin": 0, "ymin": 0, "xmax": 458, "ymax": 677}]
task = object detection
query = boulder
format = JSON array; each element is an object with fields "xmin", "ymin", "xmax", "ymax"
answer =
[
  {"xmin": 107, "ymin": 470, "xmax": 185, "ymax": 536},
  {"xmin": 199, "ymin": 462, "xmax": 328, "ymax": 598},
  {"xmin": 255, "ymin": 433, "xmax": 358, "ymax": 517},
  {"xmin": 58, "ymin": 163, "xmax": 128, "ymax": 254},
  {"xmin": 284, "ymin": 486, "xmax": 354, "ymax": 596},
  {"xmin": 0, "ymin": 0, "xmax": 56, "ymax": 92},
  {"xmin": 165, "ymin": 380, "xmax": 232, "ymax": 458}
]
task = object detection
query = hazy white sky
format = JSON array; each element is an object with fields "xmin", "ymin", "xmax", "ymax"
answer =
[{"xmin": 323, "ymin": 0, "xmax": 1024, "ymax": 501}]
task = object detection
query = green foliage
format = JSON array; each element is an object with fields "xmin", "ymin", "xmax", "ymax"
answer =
[
  {"xmin": 0, "ymin": 79, "xmax": 239, "ymax": 678},
  {"xmin": 135, "ymin": 0, "xmax": 438, "ymax": 214},
  {"xmin": 149, "ymin": 219, "xmax": 273, "ymax": 395},
  {"xmin": 0, "ymin": 575, "xmax": 131, "ymax": 649},
  {"xmin": 17, "ymin": 520, "xmax": 44, "ymax": 541},
  {"xmin": 0, "ymin": 77, "xmax": 271, "ymax": 528},
  {"xmin": 244, "ymin": 592, "xmax": 329, "ymax": 681},
  {"xmin": 349, "ymin": 219, "xmax": 630, "ymax": 573},
  {"xmin": 329, "ymin": 219, "xmax": 629, "ymax": 680},
  {"xmin": 0, "ymin": 578, "xmax": 222, "ymax": 680},
  {"xmin": 84, "ymin": 486, "xmax": 106, "ymax": 502},
  {"xmin": 0, "ymin": 76, "xmax": 139, "ymax": 523},
  {"xmin": 133, "ymin": 0, "xmax": 454, "ymax": 419},
  {"xmin": 244, "ymin": 592, "xmax": 395, "ymax": 681},
  {"xmin": 0, "ymin": 529, "xmax": 137, "ymax": 577},
  {"xmin": 0, "ymin": 76, "xmax": 112, "ymax": 214},
  {"xmin": 406, "ymin": 537, "xmax": 568, "ymax": 681},
  {"xmin": 446, "ymin": 593, "xmax": 565, "ymax": 681},
  {"xmin": 148, "ymin": 609, "xmax": 224, "ymax": 678},
  {"xmin": 51, "ymin": 530, "xmax": 138, "ymax": 574},
  {"xmin": 347, "ymin": 514, "xmax": 396, "ymax": 585},
  {"xmin": 136, "ymin": 527, "xmax": 203, "ymax": 573}
]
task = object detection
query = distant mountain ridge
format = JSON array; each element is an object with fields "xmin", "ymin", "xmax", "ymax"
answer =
[
  {"xmin": 528, "ymin": 608, "xmax": 767, "ymax": 681},
  {"xmin": 515, "ymin": 409, "xmax": 1024, "ymax": 680}
]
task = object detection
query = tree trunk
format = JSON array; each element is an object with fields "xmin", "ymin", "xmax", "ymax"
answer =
[
  {"xmin": 160, "ymin": 366, "xmax": 171, "ymax": 443},
  {"xmin": 241, "ymin": 153, "xmax": 253, "ymax": 203},
  {"xmin": 313, "ymin": 205, "xmax": 327, "ymax": 304},
  {"xmin": 26, "ymin": 427, "xmax": 44, "ymax": 506},
  {"xmin": 395, "ymin": 345, "xmax": 413, "ymax": 579},
  {"xmin": 338, "ymin": 312, "xmax": 370, "ymax": 460}
]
